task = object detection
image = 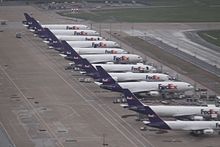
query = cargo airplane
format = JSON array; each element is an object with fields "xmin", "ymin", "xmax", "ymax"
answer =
[
  {"xmin": 122, "ymin": 89, "xmax": 220, "ymax": 120},
  {"xmin": 61, "ymin": 41, "xmax": 142, "ymax": 64},
  {"xmin": 143, "ymin": 104, "xmax": 220, "ymax": 135},
  {"xmin": 23, "ymin": 14, "xmax": 98, "ymax": 38},
  {"xmin": 24, "ymin": 13, "xmax": 89, "ymax": 30},
  {"xmin": 80, "ymin": 58, "xmax": 156, "ymax": 75},
  {"xmin": 96, "ymin": 66, "xmax": 170, "ymax": 82},
  {"xmin": 97, "ymin": 67, "xmax": 193, "ymax": 96},
  {"xmin": 43, "ymin": 28, "xmax": 104, "ymax": 44}
]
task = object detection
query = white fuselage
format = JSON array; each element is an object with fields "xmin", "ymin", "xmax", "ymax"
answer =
[
  {"xmin": 118, "ymin": 81, "xmax": 193, "ymax": 93},
  {"xmin": 150, "ymin": 105, "xmax": 220, "ymax": 118},
  {"xmin": 51, "ymin": 30, "xmax": 99, "ymax": 36},
  {"xmin": 108, "ymin": 72, "xmax": 170, "ymax": 82},
  {"xmin": 42, "ymin": 24, "xmax": 89, "ymax": 30},
  {"xmin": 56, "ymin": 35, "xmax": 104, "ymax": 41},
  {"xmin": 93, "ymin": 63, "xmax": 156, "ymax": 73},
  {"xmin": 75, "ymin": 48, "xmax": 127, "ymax": 55},
  {"xmin": 165, "ymin": 121, "xmax": 220, "ymax": 131},
  {"xmin": 81, "ymin": 54, "xmax": 142, "ymax": 64},
  {"xmin": 67, "ymin": 41, "xmax": 120, "ymax": 48}
]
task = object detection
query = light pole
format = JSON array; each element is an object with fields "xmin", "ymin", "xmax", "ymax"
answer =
[
  {"xmin": 144, "ymin": 32, "xmax": 146, "ymax": 41},
  {"xmin": 90, "ymin": 23, "xmax": 93, "ymax": 30},
  {"xmin": 99, "ymin": 23, "xmax": 102, "ymax": 36},
  {"xmin": 102, "ymin": 134, "xmax": 108, "ymax": 147},
  {"xmin": 109, "ymin": 23, "xmax": 112, "ymax": 40}
]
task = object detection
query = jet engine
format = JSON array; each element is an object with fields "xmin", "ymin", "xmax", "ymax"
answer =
[
  {"xmin": 203, "ymin": 129, "xmax": 214, "ymax": 135},
  {"xmin": 149, "ymin": 91, "xmax": 160, "ymax": 97},
  {"xmin": 191, "ymin": 116, "xmax": 204, "ymax": 121}
]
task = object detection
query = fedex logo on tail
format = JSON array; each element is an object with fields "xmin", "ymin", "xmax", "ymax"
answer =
[
  {"xmin": 84, "ymin": 64, "xmax": 91, "ymax": 68},
  {"xmin": 126, "ymin": 96, "xmax": 134, "ymax": 100},
  {"xmin": 73, "ymin": 56, "xmax": 79, "ymax": 60},
  {"xmin": 102, "ymin": 78, "xmax": 110, "ymax": 83},
  {"xmin": 148, "ymin": 114, "xmax": 155, "ymax": 118},
  {"xmin": 66, "ymin": 51, "xmax": 71, "ymax": 55}
]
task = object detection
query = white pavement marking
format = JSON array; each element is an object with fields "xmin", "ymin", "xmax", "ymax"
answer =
[
  {"xmin": 42, "ymin": 60, "xmax": 141, "ymax": 147},
  {"xmin": 45, "ymin": 58, "xmax": 154, "ymax": 147},
  {"xmin": 0, "ymin": 121, "xmax": 16, "ymax": 147},
  {"xmin": 0, "ymin": 66, "xmax": 65, "ymax": 147},
  {"xmin": 24, "ymin": 28, "xmax": 154, "ymax": 147}
]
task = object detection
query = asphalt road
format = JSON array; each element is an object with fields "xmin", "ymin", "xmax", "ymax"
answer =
[
  {"xmin": 125, "ymin": 29, "xmax": 220, "ymax": 76},
  {"xmin": 90, "ymin": 22, "xmax": 220, "ymax": 95},
  {"xmin": 138, "ymin": 35, "xmax": 220, "ymax": 77}
]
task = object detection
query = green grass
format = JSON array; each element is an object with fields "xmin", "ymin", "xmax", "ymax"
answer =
[
  {"xmin": 58, "ymin": 0, "xmax": 220, "ymax": 22},
  {"xmin": 60, "ymin": 6, "xmax": 220, "ymax": 22},
  {"xmin": 198, "ymin": 30, "xmax": 220, "ymax": 47},
  {"xmin": 110, "ymin": 31, "xmax": 220, "ymax": 94}
]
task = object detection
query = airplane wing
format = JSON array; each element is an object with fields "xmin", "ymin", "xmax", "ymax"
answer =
[
  {"xmin": 94, "ymin": 82, "xmax": 102, "ymax": 86},
  {"xmin": 182, "ymin": 126, "xmax": 210, "ymax": 131},
  {"xmin": 120, "ymin": 104, "xmax": 129, "ymax": 108},
  {"xmin": 173, "ymin": 113, "xmax": 198, "ymax": 119},
  {"xmin": 129, "ymin": 88, "xmax": 149, "ymax": 93}
]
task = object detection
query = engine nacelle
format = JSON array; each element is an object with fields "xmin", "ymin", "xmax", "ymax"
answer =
[
  {"xmin": 203, "ymin": 129, "xmax": 214, "ymax": 135},
  {"xmin": 149, "ymin": 91, "xmax": 160, "ymax": 97},
  {"xmin": 106, "ymin": 62, "xmax": 114, "ymax": 64},
  {"xmin": 191, "ymin": 116, "xmax": 204, "ymax": 121}
]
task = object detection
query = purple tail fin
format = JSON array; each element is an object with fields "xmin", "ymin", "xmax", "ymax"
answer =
[
  {"xmin": 61, "ymin": 41, "xmax": 82, "ymax": 63},
  {"xmin": 97, "ymin": 66, "xmax": 123, "ymax": 92},
  {"xmin": 24, "ymin": 13, "xmax": 35, "ymax": 29},
  {"xmin": 123, "ymin": 89, "xmax": 144, "ymax": 107},
  {"xmin": 96, "ymin": 66, "xmax": 116, "ymax": 85},
  {"xmin": 81, "ymin": 59, "xmax": 100, "ymax": 79},
  {"xmin": 32, "ymin": 20, "xmax": 47, "ymax": 37},
  {"xmin": 145, "ymin": 106, "xmax": 171, "ymax": 130},
  {"xmin": 96, "ymin": 66, "xmax": 123, "ymax": 92},
  {"xmin": 44, "ymin": 28, "xmax": 62, "ymax": 49}
]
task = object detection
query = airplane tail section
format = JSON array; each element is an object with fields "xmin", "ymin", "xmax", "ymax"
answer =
[
  {"xmin": 144, "ymin": 106, "xmax": 171, "ymax": 130},
  {"xmin": 24, "ymin": 13, "xmax": 36, "ymax": 29},
  {"xmin": 61, "ymin": 41, "xmax": 82, "ymax": 63},
  {"xmin": 44, "ymin": 28, "xmax": 62, "ymax": 49},
  {"xmin": 31, "ymin": 19, "xmax": 46, "ymax": 37},
  {"xmin": 97, "ymin": 66, "xmax": 123, "ymax": 92},
  {"xmin": 96, "ymin": 66, "xmax": 116, "ymax": 85},
  {"xmin": 81, "ymin": 59, "xmax": 100, "ymax": 79},
  {"xmin": 123, "ymin": 89, "xmax": 144, "ymax": 108}
]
